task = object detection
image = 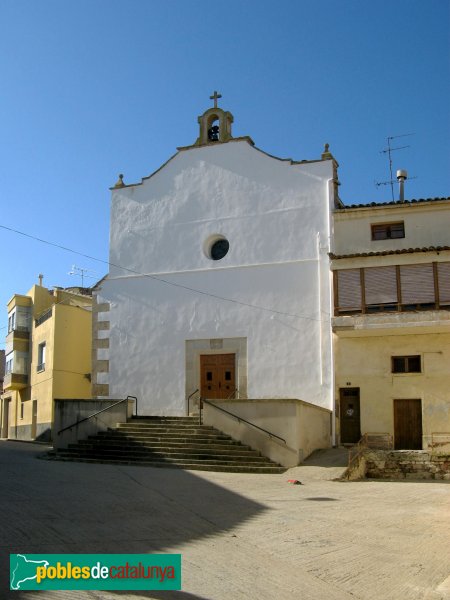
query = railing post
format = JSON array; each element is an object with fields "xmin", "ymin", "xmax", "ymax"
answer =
[
  {"xmin": 187, "ymin": 389, "xmax": 200, "ymax": 417},
  {"xmin": 199, "ymin": 397, "xmax": 203, "ymax": 425},
  {"xmin": 126, "ymin": 395, "xmax": 138, "ymax": 417}
]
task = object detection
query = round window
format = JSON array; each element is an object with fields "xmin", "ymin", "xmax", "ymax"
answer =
[{"xmin": 210, "ymin": 238, "xmax": 229, "ymax": 260}]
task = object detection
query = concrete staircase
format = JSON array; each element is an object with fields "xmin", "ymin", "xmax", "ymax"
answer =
[{"xmin": 50, "ymin": 416, "xmax": 286, "ymax": 473}]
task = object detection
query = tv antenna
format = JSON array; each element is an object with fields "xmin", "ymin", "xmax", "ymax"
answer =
[
  {"xmin": 375, "ymin": 133, "xmax": 416, "ymax": 201},
  {"xmin": 68, "ymin": 265, "xmax": 97, "ymax": 287}
]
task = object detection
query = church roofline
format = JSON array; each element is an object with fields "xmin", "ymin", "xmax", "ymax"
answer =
[
  {"xmin": 251, "ymin": 143, "xmax": 334, "ymax": 167},
  {"xmin": 177, "ymin": 135, "xmax": 255, "ymax": 151},
  {"xmin": 109, "ymin": 151, "xmax": 180, "ymax": 190},
  {"xmin": 110, "ymin": 139, "xmax": 335, "ymax": 191}
]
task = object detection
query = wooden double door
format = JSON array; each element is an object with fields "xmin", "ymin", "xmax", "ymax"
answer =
[{"xmin": 200, "ymin": 354, "xmax": 236, "ymax": 399}]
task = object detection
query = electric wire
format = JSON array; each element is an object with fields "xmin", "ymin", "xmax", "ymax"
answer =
[{"xmin": 0, "ymin": 223, "xmax": 330, "ymax": 323}]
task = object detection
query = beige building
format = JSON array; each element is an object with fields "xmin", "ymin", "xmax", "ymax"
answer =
[
  {"xmin": 332, "ymin": 197, "xmax": 450, "ymax": 449},
  {"xmin": 1, "ymin": 282, "xmax": 92, "ymax": 441}
]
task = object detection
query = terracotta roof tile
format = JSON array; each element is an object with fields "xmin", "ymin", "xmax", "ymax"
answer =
[
  {"xmin": 330, "ymin": 246, "xmax": 450, "ymax": 260},
  {"xmin": 338, "ymin": 197, "xmax": 450, "ymax": 209}
]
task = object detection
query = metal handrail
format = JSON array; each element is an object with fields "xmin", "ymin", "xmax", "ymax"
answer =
[
  {"xmin": 348, "ymin": 432, "xmax": 393, "ymax": 467},
  {"xmin": 430, "ymin": 432, "xmax": 450, "ymax": 456},
  {"xmin": 187, "ymin": 389, "xmax": 199, "ymax": 416},
  {"xmin": 201, "ymin": 398, "xmax": 286, "ymax": 444},
  {"xmin": 57, "ymin": 396, "xmax": 137, "ymax": 435}
]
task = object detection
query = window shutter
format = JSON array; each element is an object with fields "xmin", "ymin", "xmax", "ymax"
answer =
[
  {"xmin": 389, "ymin": 222, "xmax": 405, "ymax": 239},
  {"xmin": 364, "ymin": 266, "xmax": 398, "ymax": 305},
  {"xmin": 437, "ymin": 262, "xmax": 450, "ymax": 304},
  {"xmin": 400, "ymin": 263, "xmax": 435, "ymax": 304},
  {"xmin": 337, "ymin": 269, "xmax": 362, "ymax": 311}
]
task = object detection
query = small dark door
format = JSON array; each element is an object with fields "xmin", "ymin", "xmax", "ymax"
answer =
[
  {"xmin": 340, "ymin": 388, "xmax": 361, "ymax": 444},
  {"xmin": 1, "ymin": 398, "xmax": 10, "ymax": 438},
  {"xmin": 31, "ymin": 400, "xmax": 38, "ymax": 440},
  {"xmin": 394, "ymin": 399, "xmax": 422, "ymax": 449},
  {"xmin": 200, "ymin": 354, "xmax": 236, "ymax": 399}
]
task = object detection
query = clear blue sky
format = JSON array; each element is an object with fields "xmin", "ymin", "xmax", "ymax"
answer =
[{"xmin": 1, "ymin": 0, "xmax": 449, "ymax": 342}]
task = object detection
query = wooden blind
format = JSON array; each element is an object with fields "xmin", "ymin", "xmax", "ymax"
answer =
[
  {"xmin": 364, "ymin": 266, "xmax": 398, "ymax": 305},
  {"xmin": 337, "ymin": 269, "xmax": 362, "ymax": 310},
  {"xmin": 400, "ymin": 263, "xmax": 435, "ymax": 304},
  {"xmin": 437, "ymin": 262, "xmax": 450, "ymax": 304}
]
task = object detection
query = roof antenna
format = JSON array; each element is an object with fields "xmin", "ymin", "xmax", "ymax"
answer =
[
  {"xmin": 68, "ymin": 265, "xmax": 97, "ymax": 287},
  {"xmin": 375, "ymin": 133, "xmax": 416, "ymax": 201}
]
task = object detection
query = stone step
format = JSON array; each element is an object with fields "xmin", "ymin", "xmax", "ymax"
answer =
[
  {"xmin": 72, "ymin": 441, "xmax": 259, "ymax": 455},
  {"xmin": 56, "ymin": 452, "xmax": 279, "ymax": 467},
  {"xmin": 74, "ymin": 440, "xmax": 259, "ymax": 455},
  {"xmin": 51, "ymin": 414, "xmax": 286, "ymax": 473},
  {"xmin": 49, "ymin": 455, "xmax": 286, "ymax": 473},
  {"xmin": 94, "ymin": 432, "xmax": 237, "ymax": 443},
  {"xmin": 116, "ymin": 425, "xmax": 216, "ymax": 433},
  {"xmin": 65, "ymin": 445, "xmax": 268, "ymax": 461},
  {"xmin": 60, "ymin": 450, "xmax": 272, "ymax": 464},
  {"xmin": 129, "ymin": 417, "xmax": 200, "ymax": 424}
]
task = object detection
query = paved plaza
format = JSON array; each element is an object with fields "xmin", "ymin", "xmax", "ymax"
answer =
[{"xmin": 1, "ymin": 441, "xmax": 449, "ymax": 600}]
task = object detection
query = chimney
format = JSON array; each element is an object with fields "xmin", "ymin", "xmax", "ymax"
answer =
[
  {"xmin": 38, "ymin": 274, "xmax": 44, "ymax": 287},
  {"xmin": 396, "ymin": 169, "xmax": 408, "ymax": 202}
]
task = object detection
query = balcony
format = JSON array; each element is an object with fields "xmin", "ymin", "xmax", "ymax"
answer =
[
  {"xmin": 5, "ymin": 328, "xmax": 30, "ymax": 353},
  {"xmin": 6, "ymin": 327, "xmax": 30, "ymax": 340},
  {"xmin": 4, "ymin": 372, "xmax": 28, "ymax": 390},
  {"xmin": 333, "ymin": 309, "xmax": 450, "ymax": 337}
]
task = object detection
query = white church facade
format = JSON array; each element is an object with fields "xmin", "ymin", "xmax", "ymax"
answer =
[
  {"xmin": 90, "ymin": 96, "xmax": 450, "ymax": 463},
  {"xmin": 92, "ymin": 97, "xmax": 338, "ymax": 453}
]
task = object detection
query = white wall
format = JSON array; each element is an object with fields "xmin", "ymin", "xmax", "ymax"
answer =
[
  {"xmin": 102, "ymin": 141, "xmax": 335, "ymax": 415},
  {"xmin": 203, "ymin": 399, "xmax": 332, "ymax": 467},
  {"xmin": 333, "ymin": 201, "xmax": 450, "ymax": 256}
]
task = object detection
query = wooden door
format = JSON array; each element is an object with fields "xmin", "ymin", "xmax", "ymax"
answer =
[
  {"xmin": 394, "ymin": 399, "xmax": 422, "ymax": 449},
  {"xmin": 31, "ymin": 400, "xmax": 37, "ymax": 439},
  {"xmin": 200, "ymin": 354, "xmax": 236, "ymax": 399},
  {"xmin": 339, "ymin": 388, "xmax": 361, "ymax": 444},
  {"xmin": 1, "ymin": 398, "xmax": 10, "ymax": 438}
]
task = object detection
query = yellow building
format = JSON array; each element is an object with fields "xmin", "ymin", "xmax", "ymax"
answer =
[
  {"xmin": 332, "ymin": 196, "xmax": 450, "ymax": 449},
  {"xmin": 1, "ymin": 281, "xmax": 92, "ymax": 441}
]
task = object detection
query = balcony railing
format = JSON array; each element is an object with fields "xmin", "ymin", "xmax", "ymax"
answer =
[
  {"xmin": 6, "ymin": 327, "xmax": 30, "ymax": 341},
  {"xmin": 35, "ymin": 308, "xmax": 52, "ymax": 327}
]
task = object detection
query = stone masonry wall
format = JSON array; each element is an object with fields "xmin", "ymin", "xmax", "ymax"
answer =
[{"xmin": 364, "ymin": 450, "xmax": 450, "ymax": 480}]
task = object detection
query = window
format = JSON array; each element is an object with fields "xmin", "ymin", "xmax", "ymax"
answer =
[
  {"xmin": 400, "ymin": 264, "xmax": 435, "ymax": 309},
  {"xmin": 392, "ymin": 355, "xmax": 421, "ymax": 373},
  {"xmin": 335, "ymin": 268, "xmax": 362, "ymax": 314},
  {"xmin": 5, "ymin": 352, "xmax": 13, "ymax": 374},
  {"xmin": 364, "ymin": 265, "xmax": 397, "ymax": 312},
  {"xmin": 20, "ymin": 401, "xmax": 24, "ymax": 420},
  {"xmin": 371, "ymin": 222, "xmax": 405, "ymax": 240},
  {"xmin": 7, "ymin": 311, "xmax": 15, "ymax": 333},
  {"xmin": 438, "ymin": 262, "xmax": 450, "ymax": 306},
  {"xmin": 204, "ymin": 235, "xmax": 230, "ymax": 261},
  {"xmin": 210, "ymin": 239, "xmax": 229, "ymax": 260},
  {"xmin": 37, "ymin": 342, "xmax": 46, "ymax": 372},
  {"xmin": 334, "ymin": 261, "xmax": 450, "ymax": 315}
]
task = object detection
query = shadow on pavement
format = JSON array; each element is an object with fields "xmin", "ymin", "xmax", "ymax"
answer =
[{"xmin": 0, "ymin": 440, "xmax": 267, "ymax": 600}]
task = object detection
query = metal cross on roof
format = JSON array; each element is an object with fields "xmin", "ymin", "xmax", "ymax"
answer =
[{"xmin": 210, "ymin": 90, "xmax": 222, "ymax": 108}]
